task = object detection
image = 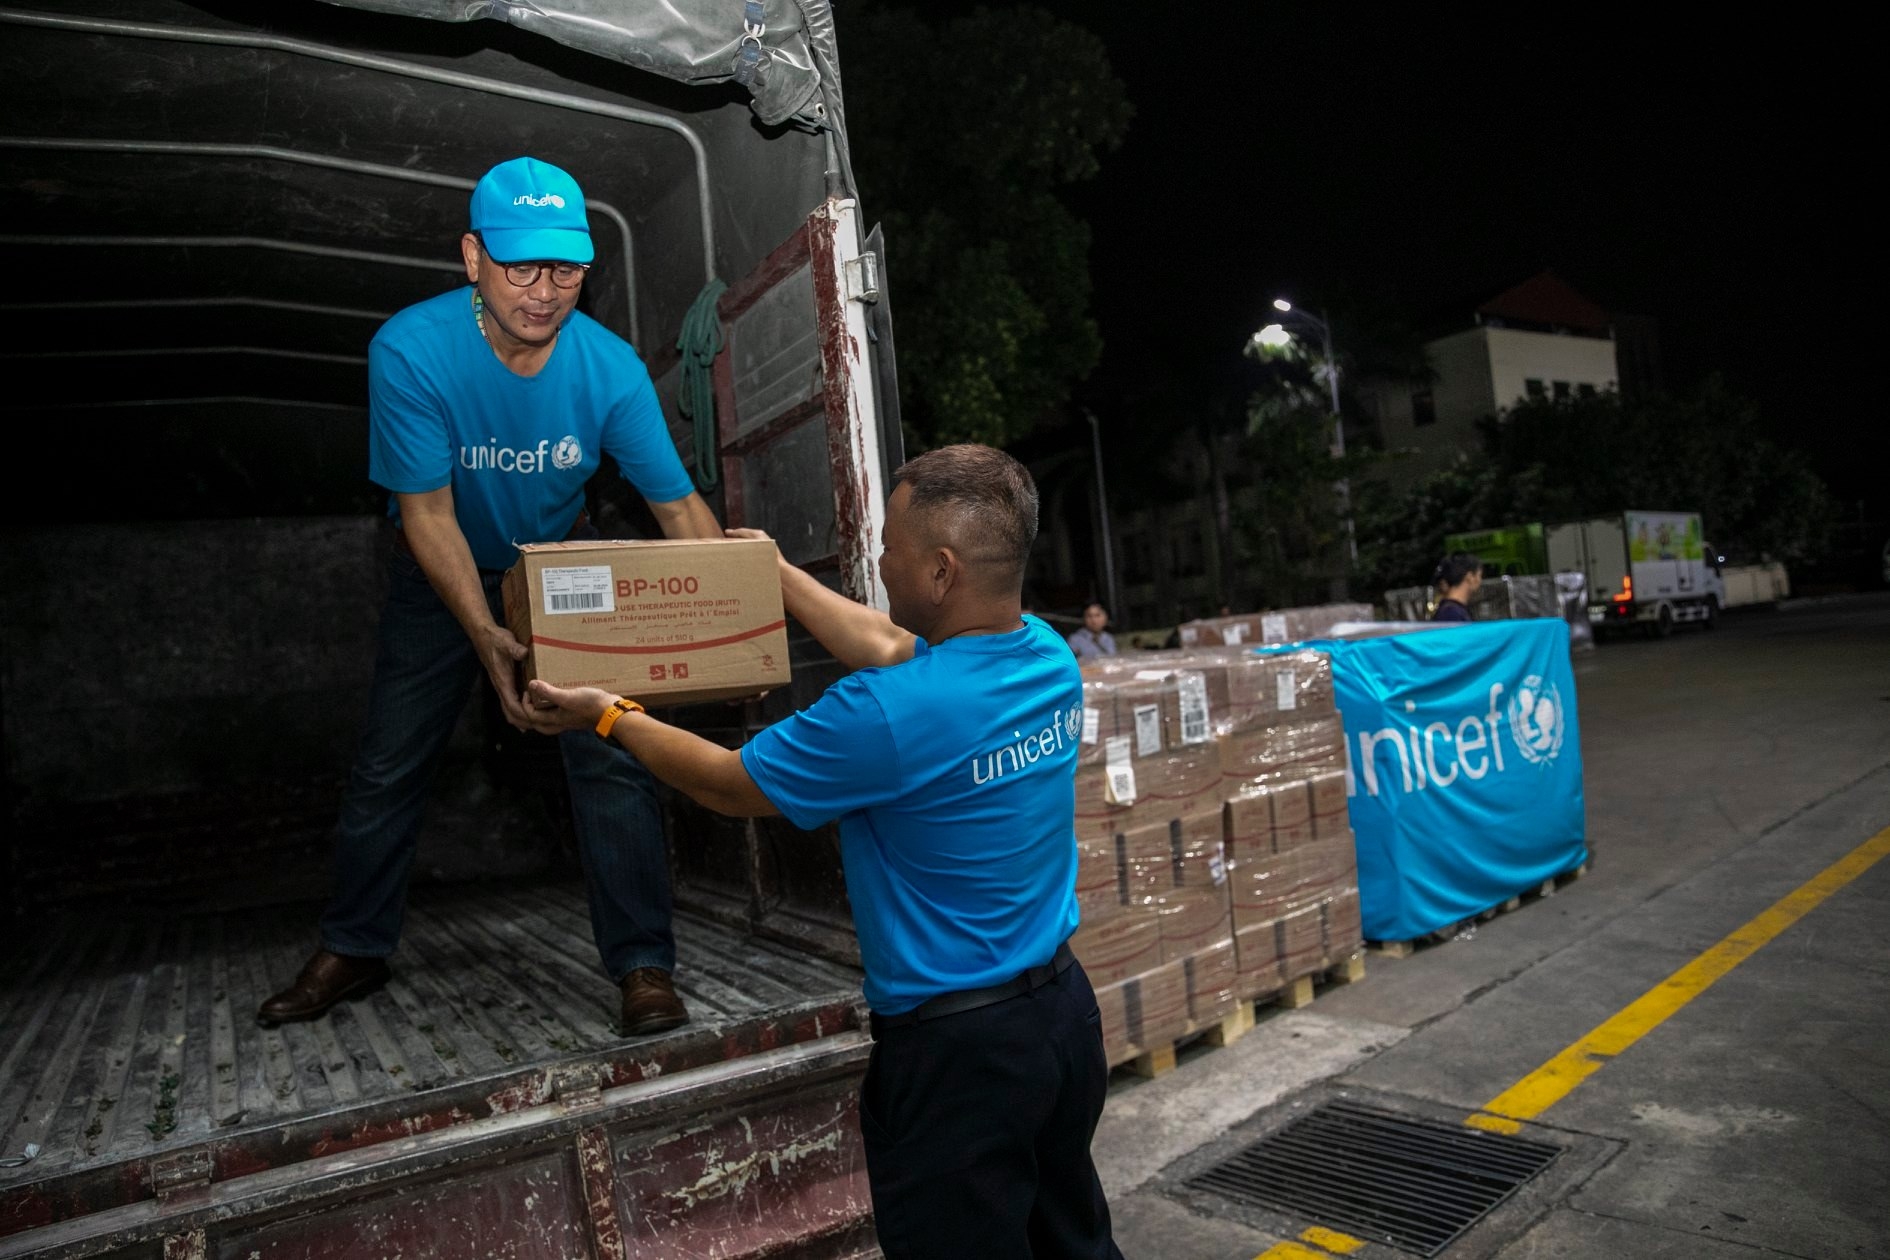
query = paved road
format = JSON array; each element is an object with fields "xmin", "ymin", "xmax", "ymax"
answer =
[{"xmin": 1094, "ymin": 599, "xmax": 1890, "ymax": 1259}]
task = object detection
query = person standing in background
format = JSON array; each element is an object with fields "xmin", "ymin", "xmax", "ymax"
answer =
[
  {"xmin": 1431, "ymin": 553, "xmax": 1482, "ymax": 622},
  {"xmin": 1066, "ymin": 601, "xmax": 1118, "ymax": 659}
]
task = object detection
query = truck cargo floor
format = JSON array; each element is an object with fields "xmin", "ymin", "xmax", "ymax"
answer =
[{"xmin": 0, "ymin": 878, "xmax": 866, "ymax": 1194}]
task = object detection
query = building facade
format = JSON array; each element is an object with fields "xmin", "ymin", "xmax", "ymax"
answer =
[{"xmin": 1362, "ymin": 272, "xmax": 1621, "ymax": 488}]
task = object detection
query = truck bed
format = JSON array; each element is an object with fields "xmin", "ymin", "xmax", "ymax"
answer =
[{"xmin": 0, "ymin": 881, "xmax": 871, "ymax": 1253}]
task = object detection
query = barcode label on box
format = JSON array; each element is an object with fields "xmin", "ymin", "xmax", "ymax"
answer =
[
  {"xmin": 1133, "ymin": 704, "xmax": 1162, "ymax": 757},
  {"xmin": 1276, "ymin": 668, "xmax": 1298, "ymax": 712},
  {"xmin": 1223, "ymin": 623, "xmax": 1246, "ymax": 645},
  {"xmin": 1262, "ymin": 613, "xmax": 1288, "ymax": 643},
  {"xmin": 1104, "ymin": 736, "xmax": 1137, "ymax": 805},
  {"xmin": 1082, "ymin": 707, "xmax": 1100, "ymax": 745},
  {"xmin": 1177, "ymin": 671, "xmax": 1211, "ymax": 744},
  {"xmin": 541, "ymin": 566, "xmax": 615, "ymax": 615},
  {"xmin": 1209, "ymin": 840, "xmax": 1227, "ymax": 885}
]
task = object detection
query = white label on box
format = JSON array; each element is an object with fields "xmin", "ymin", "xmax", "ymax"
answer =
[
  {"xmin": 1223, "ymin": 623, "xmax": 1246, "ymax": 645},
  {"xmin": 1276, "ymin": 668, "xmax": 1298, "ymax": 712},
  {"xmin": 1133, "ymin": 704, "xmax": 1161, "ymax": 757},
  {"xmin": 541, "ymin": 566, "xmax": 615, "ymax": 615},
  {"xmin": 1104, "ymin": 735, "xmax": 1137, "ymax": 805},
  {"xmin": 1133, "ymin": 669, "xmax": 1173, "ymax": 681},
  {"xmin": 1179, "ymin": 626, "xmax": 1198, "ymax": 645},
  {"xmin": 1081, "ymin": 707, "xmax": 1100, "ymax": 745},
  {"xmin": 1177, "ymin": 671, "xmax": 1211, "ymax": 744},
  {"xmin": 1262, "ymin": 613, "xmax": 1289, "ymax": 643},
  {"xmin": 1209, "ymin": 840, "xmax": 1227, "ymax": 885}
]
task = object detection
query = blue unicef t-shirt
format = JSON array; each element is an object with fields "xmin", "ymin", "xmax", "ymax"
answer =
[
  {"xmin": 368, "ymin": 287, "xmax": 696, "ymax": 571},
  {"xmin": 741, "ymin": 616, "xmax": 1084, "ymax": 1014}
]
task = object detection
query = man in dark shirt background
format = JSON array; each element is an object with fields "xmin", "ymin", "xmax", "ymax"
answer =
[{"xmin": 1432, "ymin": 553, "xmax": 1483, "ymax": 622}]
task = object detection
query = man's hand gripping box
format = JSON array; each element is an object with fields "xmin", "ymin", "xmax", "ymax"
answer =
[{"xmin": 502, "ymin": 538, "xmax": 789, "ymax": 706}]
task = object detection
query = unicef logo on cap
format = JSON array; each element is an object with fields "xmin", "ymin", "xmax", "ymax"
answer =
[
  {"xmin": 1064, "ymin": 704, "xmax": 1083, "ymax": 741},
  {"xmin": 514, "ymin": 193, "xmax": 567, "ymax": 208},
  {"xmin": 551, "ymin": 436, "xmax": 582, "ymax": 470},
  {"xmin": 1507, "ymin": 674, "xmax": 1565, "ymax": 765}
]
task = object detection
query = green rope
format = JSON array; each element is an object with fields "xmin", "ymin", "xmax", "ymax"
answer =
[{"xmin": 676, "ymin": 278, "xmax": 728, "ymax": 492}]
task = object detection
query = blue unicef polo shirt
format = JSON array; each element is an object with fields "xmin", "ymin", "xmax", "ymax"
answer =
[
  {"xmin": 367, "ymin": 287, "xmax": 695, "ymax": 571},
  {"xmin": 742, "ymin": 616, "xmax": 1084, "ymax": 1015}
]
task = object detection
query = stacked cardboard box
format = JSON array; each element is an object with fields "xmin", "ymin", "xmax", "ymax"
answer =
[
  {"xmin": 1175, "ymin": 602, "xmax": 1374, "ymax": 650},
  {"xmin": 1068, "ymin": 646, "xmax": 1364, "ymax": 1068}
]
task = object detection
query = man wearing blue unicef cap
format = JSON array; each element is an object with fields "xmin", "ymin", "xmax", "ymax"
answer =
[
  {"xmin": 524, "ymin": 445, "xmax": 1124, "ymax": 1260},
  {"xmin": 259, "ymin": 156, "xmax": 722, "ymax": 1038}
]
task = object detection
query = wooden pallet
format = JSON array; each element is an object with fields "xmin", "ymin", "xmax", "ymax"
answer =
[
  {"xmin": 1120, "ymin": 952, "xmax": 1368, "ymax": 1079},
  {"xmin": 1369, "ymin": 862, "xmax": 1590, "ymax": 958}
]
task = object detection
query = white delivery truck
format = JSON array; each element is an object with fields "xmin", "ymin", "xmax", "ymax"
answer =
[{"xmin": 1548, "ymin": 510, "xmax": 1726, "ymax": 637}]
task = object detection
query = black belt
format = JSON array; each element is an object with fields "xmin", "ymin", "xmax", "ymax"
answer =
[{"xmin": 870, "ymin": 942, "xmax": 1077, "ymax": 1038}]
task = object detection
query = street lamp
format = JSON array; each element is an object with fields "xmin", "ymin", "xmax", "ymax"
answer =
[
  {"xmin": 1266, "ymin": 298, "xmax": 1359, "ymax": 587},
  {"xmin": 1083, "ymin": 407, "xmax": 1121, "ymax": 621}
]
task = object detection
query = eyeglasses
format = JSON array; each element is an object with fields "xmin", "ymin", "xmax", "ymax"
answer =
[
  {"xmin": 474, "ymin": 236, "xmax": 588, "ymax": 289},
  {"xmin": 493, "ymin": 259, "xmax": 589, "ymax": 289}
]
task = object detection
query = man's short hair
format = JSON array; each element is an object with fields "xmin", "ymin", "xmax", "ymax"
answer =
[
  {"xmin": 1083, "ymin": 602, "xmax": 1107, "ymax": 616},
  {"xmin": 894, "ymin": 444, "xmax": 1038, "ymax": 583},
  {"xmin": 1434, "ymin": 552, "xmax": 1482, "ymax": 589}
]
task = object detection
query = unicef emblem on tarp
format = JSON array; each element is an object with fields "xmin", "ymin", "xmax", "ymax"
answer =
[
  {"xmin": 1064, "ymin": 704, "xmax": 1083, "ymax": 741},
  {"xmin": 551, "ymin": 436, "xmax": 583, "ymax": 470},
  {"xmin": 1508, "ymin": 674, "xmax": 1565, "ymax": 765}
]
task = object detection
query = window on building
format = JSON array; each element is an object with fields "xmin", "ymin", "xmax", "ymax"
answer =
[
  {"xmin": 1524, "ymin": 378, "xmax": 1546, "ymax": 399},
  {"xmin": 1552, "ymin": 380, "xmax": 1571, "ymax": 400},
  {"xmin": 1578, "ymin": 382, "xmax": 1598, "ymax": 398},
  {"xmin": 1410, "ymin": 389, "xmax": 1437, "ymax": 427}
]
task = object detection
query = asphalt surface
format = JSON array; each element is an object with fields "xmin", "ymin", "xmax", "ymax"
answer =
[{"xmin": 1092, "ymin": 597, "xmax": 1890, "ymax": 1260}]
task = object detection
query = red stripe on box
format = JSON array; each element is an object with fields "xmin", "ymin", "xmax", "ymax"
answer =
[{"xmin": 532, "ymin": 620, "xmax": 787, "ymax": 654}]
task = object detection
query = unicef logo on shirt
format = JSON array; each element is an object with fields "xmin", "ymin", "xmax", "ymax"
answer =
[
  {"xmin": 550, "ymin": 436, "xmax": 583, "ymax": 470},
  {"xmin": 1507, "ymin": 674, "xmax": 1565, "ymax": 765},
  {"xmin": 1064, "ymin": 704, "xmax": 1083, "ymax": 741}
]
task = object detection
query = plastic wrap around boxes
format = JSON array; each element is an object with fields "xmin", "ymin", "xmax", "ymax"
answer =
[
  {"xmin": 1176, "ymin": 603, "xmax": 1374, "ymax": 650},
  {"xmin": 1069, "ymin": 647, "xmax": 1362, "ymax": 1068}
]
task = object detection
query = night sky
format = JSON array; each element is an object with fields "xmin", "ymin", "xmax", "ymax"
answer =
[{"xmin": 996, "ymin": 7, "xmax": 1880, "ymax": 515}]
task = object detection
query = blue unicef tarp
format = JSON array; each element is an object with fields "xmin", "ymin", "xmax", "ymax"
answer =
[{"xmin": 1261, "ymin": 619, "xmax": 1587, "ymax": 942}]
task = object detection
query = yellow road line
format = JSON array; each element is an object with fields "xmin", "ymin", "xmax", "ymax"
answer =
[
  {"xmin": 1467, "ymin": 824, "xmax": 1890, "ymax": 1134},
  {"xmin": 1253, "ymin": 1225, "xmax": 1366, "ymax": 1258}
]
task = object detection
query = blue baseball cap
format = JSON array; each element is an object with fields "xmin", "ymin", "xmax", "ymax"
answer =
[{"xmin": 469, "ymin": 156, "xmax": 594, "ymax": 264}]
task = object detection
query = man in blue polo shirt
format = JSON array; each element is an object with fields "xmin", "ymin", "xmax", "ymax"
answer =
[
  {"xmin": 525, "ymin": 444, "xmax": 1122, "ymax": 1260},
  {"xmin": 259, "ymin": 156, "xmax": 721, "ymax": 1037}
]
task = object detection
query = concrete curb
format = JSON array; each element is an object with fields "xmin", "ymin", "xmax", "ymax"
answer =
[{"xmin": 1775, "ymin": 590, "xmax": 1890, "ymax": 613}]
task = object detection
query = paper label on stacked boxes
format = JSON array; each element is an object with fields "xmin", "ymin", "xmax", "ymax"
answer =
[
  {"xmin": 1176, "ymin": 671, "xmax": 1212, "ymax": 743},
  {"xmin": 1276, "ymin": 667, "xmax": 1297, "ymax": 711},
  {"xmin": 1133, "ymin": 704, "xmax": 1162, "ymax": 756},
  {"xmin": 1103, "ymin": 736, "xmax": 1136, "ymax": 804}
]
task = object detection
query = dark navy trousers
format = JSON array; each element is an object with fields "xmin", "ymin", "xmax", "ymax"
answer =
[
  {"xmin": 319, "ymin": 545, "xmax": 675, "ymax": 979},
  {"xmin": 860, "ymin": 959, "xmax": 1124, "ymax": 1260}
]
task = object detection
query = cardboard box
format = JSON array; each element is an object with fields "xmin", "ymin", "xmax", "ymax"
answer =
[
  {"xmin": 503, "ymin": 538, "xmax": 788, "ymax": 707},
  {"xmin": 1070, "ymin": 909, "xmax": 1162, "ymax": 986}
]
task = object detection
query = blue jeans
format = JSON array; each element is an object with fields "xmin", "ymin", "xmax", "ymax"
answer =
[{"xmin": 319, "ymin": 546, "xmax": 675, "ymax": 979}]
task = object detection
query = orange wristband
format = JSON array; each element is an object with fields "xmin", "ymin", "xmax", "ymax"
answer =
[{"xmin": 594, "ymin": 696, "xmax": 645, "ymax": 739}]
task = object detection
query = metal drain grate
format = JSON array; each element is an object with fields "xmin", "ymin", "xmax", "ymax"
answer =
[{"xmin": 1185, "ymin": 1100, "xmax": 1561, "ymax": 1256}]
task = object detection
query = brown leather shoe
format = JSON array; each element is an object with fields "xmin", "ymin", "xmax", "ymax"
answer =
[
  {"xmin": 620, "ymin": 968, "xmax": 689, "ymax": 1037},
  {"xmin": 257, "ymin": 949, "xmax": 390, "ymax": 1026}
]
